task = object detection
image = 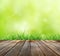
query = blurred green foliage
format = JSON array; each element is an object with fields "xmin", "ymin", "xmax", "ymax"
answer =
[{"xmin": 0, "ymin": 0, "xmax": 60, "ymax": 39}]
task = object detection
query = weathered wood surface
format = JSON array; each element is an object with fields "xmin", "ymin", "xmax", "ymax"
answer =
[{"xmin": 0, "ymin": 40, "xmax": 60, "ymax": 56}]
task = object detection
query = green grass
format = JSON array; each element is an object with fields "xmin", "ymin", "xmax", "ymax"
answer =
[{"xmin": 0, "ymin": 33, "xmax": 60, "ymax": 40}]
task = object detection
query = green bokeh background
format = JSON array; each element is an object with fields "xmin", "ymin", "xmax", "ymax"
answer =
[{"xmin": 0, "ymin": 0, "xmax": 60, "ymax": 39}]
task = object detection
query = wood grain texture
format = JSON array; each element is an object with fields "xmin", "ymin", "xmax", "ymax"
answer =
[{"xmin": 0, "ymin": 40, "xmax": 60, "ymax": 56}]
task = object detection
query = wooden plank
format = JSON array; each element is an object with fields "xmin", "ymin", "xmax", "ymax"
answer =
[
  {"xmin": 48, "ymin": 41, "xmax": 60, "ymax": 52},
  {"xmin": 18, "ymin": 40, "xmax": 31, "ymax": 56},
  {"xmin": 42, "ymin": 41, "xmax": 60, "ymax": 56},
  {"xmin": 0, "ymin": 41, "xmax": 13, "ymax": 50},
  {"xmin": 56, "ymin": 40, "xmax": 60, "ymax": 42},
  {"xmin": 44, "ymin": 40, "xmax": 60, "ymax": 49},
  {"xmin": 5, "ymin": 40, "xmax": 25, "ymax": 56},
  {"xmin": 36, "ymin": 41, "xmax": 58, "ymax": 56},
  {"xmin": 31, "ymin": 40, "xmax": 44, "ymax": 56},
  {"xmin": 0, "ymin": 41, "xmax": 11, "ymax": 46},
  {"xmin": 45, "ymin": 40, "xmax": 56, "ymax": 43},
  {"xmin": 0, "ymin": 40, "xmax": 60, "ymax": 56},
  {"xmin": 49, "ymin": 41, "xmax": 60, "ymax": 47},
  {"xmin": 0, "ymin": 40, "xmax": 6, "ymax": 42},
  {"xmin": 0, "ymin": 40, "xmax": 19, "ymax": 56}
]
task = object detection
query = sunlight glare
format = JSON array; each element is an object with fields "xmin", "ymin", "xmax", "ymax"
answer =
[{"xmin": 14, "ymin": 21, "xmax": 30, "ymax": 33}]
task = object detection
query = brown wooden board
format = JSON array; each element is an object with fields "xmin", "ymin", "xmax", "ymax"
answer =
[
  {"xmin": 0, "ymin": 40, "xmax": 60, "ymax": 56},
  {"xmin": 5, "ymin": 40, "xmax": 25, "ymax": 56}
]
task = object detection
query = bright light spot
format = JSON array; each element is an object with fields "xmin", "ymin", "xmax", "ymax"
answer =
[{"xmin": 14, "ymin": 21, "xmax": 30, "ymax": 33}]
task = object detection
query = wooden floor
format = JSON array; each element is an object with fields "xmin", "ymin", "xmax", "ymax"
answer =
[{"xmin": 0, "ymin": 40, "xmax": 60, "ymax": 56}]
